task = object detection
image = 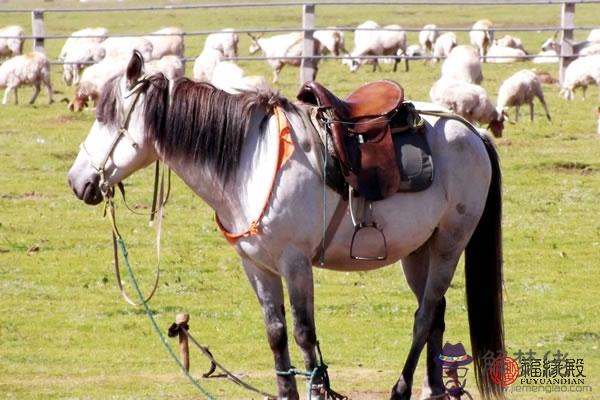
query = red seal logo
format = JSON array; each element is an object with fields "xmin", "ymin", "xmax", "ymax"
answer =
[{"xmin": 488, "ymin": 356, "xmax": 519, "ymax": 387}]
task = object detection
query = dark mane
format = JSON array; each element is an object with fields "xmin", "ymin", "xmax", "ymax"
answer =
[{"xmin": 96, "ymin": 74, "xmax": 283, "ymax": 184}]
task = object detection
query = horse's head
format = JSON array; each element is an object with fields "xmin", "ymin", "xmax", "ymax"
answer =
[{"xmin": 67, "ymin": 52, "xmax": 161, "ymax": 205}]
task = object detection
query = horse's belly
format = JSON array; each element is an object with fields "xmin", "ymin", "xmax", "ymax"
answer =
[{"xmin": 314, "ymin": 189, "xmax": 445, "ymax": 271}]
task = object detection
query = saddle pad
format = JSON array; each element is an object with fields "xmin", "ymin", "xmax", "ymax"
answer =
[{"xmin": 393, "ymin": 127, "xmax": 434, "ymax": 193}]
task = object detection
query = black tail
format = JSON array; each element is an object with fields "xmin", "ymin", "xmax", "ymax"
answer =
[{"xmin": 465, "ymin": 134, "xmax": 505, "ymax": 399}]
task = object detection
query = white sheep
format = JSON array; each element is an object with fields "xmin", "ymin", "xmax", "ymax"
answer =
[
  {"xmin": 145, "ymin": 27, "xmax": 184, "ymax": 59},
  {"xmin": 192, "ymin": 48, "xmax": 225, "ymax": 82},
  {"xmin": 210, "ymin": 61, "xmax": 269, "ymax": 94},
  {"xmin": 578, "ymin": 43, "xmax": 600, "ymax": 57},
  {"xmin": 432, "ymin": 32, "xmax": 457, "ymax": 62},
  {"xmin": 314, "ymin": 28, "xmax": 347, "ymax": 56},
  {"xmin": 559, "ymin": 55, "xmax": 600, "ymax": 100},
  {"xmin": 588, "ymin": 29, "xmax": 600, "ymax": 43},
  {"xmin": 249, "ymin": 32, "xmax": 320, "ymax": 83},
  {"xmin": 497, "ymin": 69, "xmax": 551, "ymax": 122},
  {"xmin": 345, "ymin": 21, "xmax": 408, "ymax": 72},
  {"xmin": 59, "ymin": 27, "xmax": 108, "ymax": 86},
  {"xmin": 62, "ymin": 43, "xmax": 106, "ymax": 86},
  {"xmin": 0, "ymin": 52, "xmax": 52, "ymax": 105},
  {"xmin": 204, "ymin": 28, "xmax": 239, "ymax": 59},
  {"xmin": 541, "ymin": 35, "xmax": 597, "ymax": 57},
  {"xmin": 469, "ymin": 19, "xmax": 494, "ymax": 61},
  {"xmin": 419, "ymin": 24, "xmax": 439, "ymax": 55},
  {"xmin": 441, "ymin": 45, "xmax": 483, "ymax": 84},
  {"xmin": 58, "ymin": 27, "xmax": 108, "ymax": 60},
  {"xmin": 494, "ymin": 34, "xmax": 526, "ymax": 52},
  {"xmin": 486, "ymin": 45, "xmax": 527, "ymax": 63},
  {"xmin": 0, "ymin": 25, "xmax": 25, "ymax": 58},
  {"xmin": 429, "ymin": 78, "xmax": 504, "ymax": 137},
  {"xmin": 532, "ymin": 49, "xmax": 559, "ymax": 64},
  {"xmin": 100, "ymin": 36, "xmax": 154, "ymax": 61},
  {"xmin": 68, "ymin": 55, "xmax": 129, "ymax": 112},
  {"xmin": 406, "ymin": 44, "xmax": 424, "ymax": 58},
  {"xmin": 146, "ymin": 55, "xmax": 184, "ymax": 81}
]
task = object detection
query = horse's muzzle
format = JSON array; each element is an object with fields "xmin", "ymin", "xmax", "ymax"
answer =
[{"xmin": 69, "ymin": 173, "xmax": 104, "ymax": 205}]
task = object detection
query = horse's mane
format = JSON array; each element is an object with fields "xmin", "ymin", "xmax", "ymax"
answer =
[{"xmin": 97, "ymin": 74, "xmax": 284, "ymax": 184}]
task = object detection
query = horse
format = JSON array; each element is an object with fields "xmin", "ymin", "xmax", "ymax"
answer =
[{"xmin": 67, "ymin": 52, "xmax": 504, "ymax": 400}]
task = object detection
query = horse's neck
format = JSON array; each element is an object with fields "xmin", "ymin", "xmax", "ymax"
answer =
[{"xmin": 162, "ymin": 110, "xmax": 279, "ymax": 232}]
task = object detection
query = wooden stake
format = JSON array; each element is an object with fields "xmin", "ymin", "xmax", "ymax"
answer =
[{"xmin": 176, "ymin": 313, "xmax": 190, "ymax": 371}]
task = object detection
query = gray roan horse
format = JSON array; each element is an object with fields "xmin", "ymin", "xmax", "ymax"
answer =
[{"xmin": 68, "ymin": 53, "xmax": 504, "ymax": 400}]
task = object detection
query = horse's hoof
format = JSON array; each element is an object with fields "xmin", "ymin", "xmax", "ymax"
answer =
[{"xmin": 390, "ymin": 377, "xmax": 411, "ymax": 400}]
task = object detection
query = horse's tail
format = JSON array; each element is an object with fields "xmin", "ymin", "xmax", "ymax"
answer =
[{"xmin": 465, "ymin": 133, "xmax": 505, "ymax": 399}]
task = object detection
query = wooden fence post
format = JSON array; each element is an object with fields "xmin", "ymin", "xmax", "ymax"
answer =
[
  {"xmin": 558, "ymin": 2, "xmax": 575, "ymax": 85},
  {"xmin": 31, "ymin": 10, "xmax": 45, "ymax": 53},
  {"xmin": 300, "ymin": 3, "xmax": 316, "ymax": 84}
]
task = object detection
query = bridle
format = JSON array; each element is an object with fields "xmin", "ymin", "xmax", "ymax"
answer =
[{"xmin": 80, "ymin": 74, "xmax": 170, "ymax": 306}]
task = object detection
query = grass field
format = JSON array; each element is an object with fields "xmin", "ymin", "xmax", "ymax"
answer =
[{"xmin": 1, "ymin": 1, "xmax": 599, "ymax": 399}]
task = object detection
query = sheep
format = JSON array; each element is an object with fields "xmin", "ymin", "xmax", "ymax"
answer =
[
  {"xmin": 485, "ymin": 45, "xmax": 527, "ymax": 63},
  {"xmin": 0, "ymin": 52, "xmax": 52, "ymax": 105},
  {"xmin": 204, "ymin": 28, "xmax": 239, "ymax": 59},
  {"xmin": 344, "ymin": 21, "xmax": 408, "ymax": 73},
  {"xmin": 210, "ymin": 61, "xmax": 269, "ymax": 94},
  {"xmin": 419, "ymin": 24, "xmax": 439, "ymax": 55},
  {"xmin": 314, "ymin": 28, "xmax": 347, "ymax": 56},
  {"xmin": 532, "ymin": 49, "xmax": 559, "ymax": 64},
  {"xmin": 406, "ymin": 44, "xmax": 424, "ymax": 58},
  {"xmin": 193, "ymin": 48, "xmax": 225, "ymax": 82},
  {"xmin": 62, "ymin": 43, "xmax": 106, "ymax": 86},
  {"xmin": 58, "ymin": 27, "xmax": 108, "ymax": 60},
  {"xmin": 578, "ymin": 43, "xmax": 600, "ymax": 57},
  {"xmin": 469, "ymin": 19, "xmax": 494, "ymax": 61},
  {"xmin": 429, "ymin": 78, "xmax": 504, "ymax": 137},
  {"xmin": 68, "ymin": 55, "xmax": 129, "ymax": 112},
  {"xmin": 494, "ymin": 34, "xmax": 526, "ymax": 52},
  {"xmin": 441, "ymin": 45, "xmax": 483, "ymax": 84},
  {"xmin": 588, "ymin": 29, "xmax": 600, "ymax": 43},
  {"xmin": 541, "ymin": 35, "xmax": 596, "ymax": 56},
  {"xmin": 496, "ymin": 69, "xmax": 551, "ymax": 122},
  {"xmin": 146, "ymin": 55, "xmax": 185, "ymax": 81},
  {"xmin": 432, "ymin": 32, "xmax": 457, "ymax": 62},
  {"xmin": 0, "ymin": 25, "xmax": 25, "ymax": 58},
  {"xmin": 145, "ymin": 27, "xmax": 184, "ymax": 59},
  {"xmin": 534, "ymin": 70, "xmax": 558, "ymax": 85},
  {"xmin": 559, "ymin": 55, "xmax": 600, "ymax": 100},
  {"xmin": 249, "ymin": 32, "xmax": 321, "ymax": 83},
  {"xmin": 100, "ymin": 36, "xmax": 153, "ymax": 61}
]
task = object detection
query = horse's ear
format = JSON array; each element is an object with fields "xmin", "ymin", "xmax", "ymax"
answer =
[{"xmin": 126, "ymin": 50, "xmax": 144, "ymax": 89}]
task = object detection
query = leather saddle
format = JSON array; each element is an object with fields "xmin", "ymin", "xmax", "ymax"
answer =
[{"xmin": 298, "ymin": 80, "xmax": 408, "ymax": 201}]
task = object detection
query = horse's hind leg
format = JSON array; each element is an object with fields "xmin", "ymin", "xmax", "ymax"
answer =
[
  {"xmin": 392, "ymin": 230, "xmax": 464, "ymax": 400},
  {"xmin": 242, "ymin": 259, "xmax": 299, "ymax": 400}
]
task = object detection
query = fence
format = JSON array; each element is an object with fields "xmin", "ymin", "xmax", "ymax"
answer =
[{"xmin": 3, "ymin": 0, "xmax": 600, "ymax": 84}]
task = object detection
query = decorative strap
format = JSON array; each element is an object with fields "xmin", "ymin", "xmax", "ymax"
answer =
[{"xmin": 216, "ymin": 106, "xmax": 295, "ymax": 244}]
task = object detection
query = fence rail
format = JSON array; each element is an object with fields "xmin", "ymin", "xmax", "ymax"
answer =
[{"xmin": 2, "ymin": 1, "xmax": 599, "ymax": 84}]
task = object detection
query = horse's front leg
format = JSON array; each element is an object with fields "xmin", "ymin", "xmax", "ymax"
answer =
[
  {"xmin": 242, "ymin": 259, "xmax": 299, "ymax": 399},
  {"xmin": 279, "ymin": 248, "xmax": 322, "ymax": 397}
]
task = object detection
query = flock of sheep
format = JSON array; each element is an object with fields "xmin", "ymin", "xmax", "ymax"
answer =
[{"xmin": 0, "ymin": 20, "xmax": 599, "ymax": 134}]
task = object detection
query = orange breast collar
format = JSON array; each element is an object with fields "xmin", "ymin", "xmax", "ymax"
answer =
[{"xmin": 215, "ymin": 106, "xmax": 295, "ymax": 244}]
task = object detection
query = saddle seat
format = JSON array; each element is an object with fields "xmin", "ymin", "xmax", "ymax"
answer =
[{"xmin": 297, "ymin": 80, "xmax": 408, "ymax": 201}]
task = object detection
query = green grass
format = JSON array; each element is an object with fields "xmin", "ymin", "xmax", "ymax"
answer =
[{"xmin": 1, "ymin": 1, "xmax": 599, "ymax": 399}]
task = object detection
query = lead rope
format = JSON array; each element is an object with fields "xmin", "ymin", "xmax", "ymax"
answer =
[
  {"xmin": 114, "ymin": 232, "xmax": 216, "ymax": 399},
  {"xmin": 276, "ymin": 341, "xmax": 347, "ymax": 400}
]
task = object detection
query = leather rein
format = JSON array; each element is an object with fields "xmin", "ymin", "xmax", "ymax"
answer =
[{"xmin": 80, "ymin": 75, "xmax": 170, "ymax": 306}]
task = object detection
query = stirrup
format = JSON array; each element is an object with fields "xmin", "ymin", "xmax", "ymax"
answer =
[{"xmin": 350, "ymin": 221, "xmax": 387, "ymax": 261}]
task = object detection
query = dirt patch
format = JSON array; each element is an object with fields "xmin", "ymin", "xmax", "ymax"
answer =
[
  {"xmin": 541, "ymin": 161, "xmax": 595, "ymax": 175},
  {"xmin": 0, "ymin": 191, "xmax": 47, "ymax": 200}
]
